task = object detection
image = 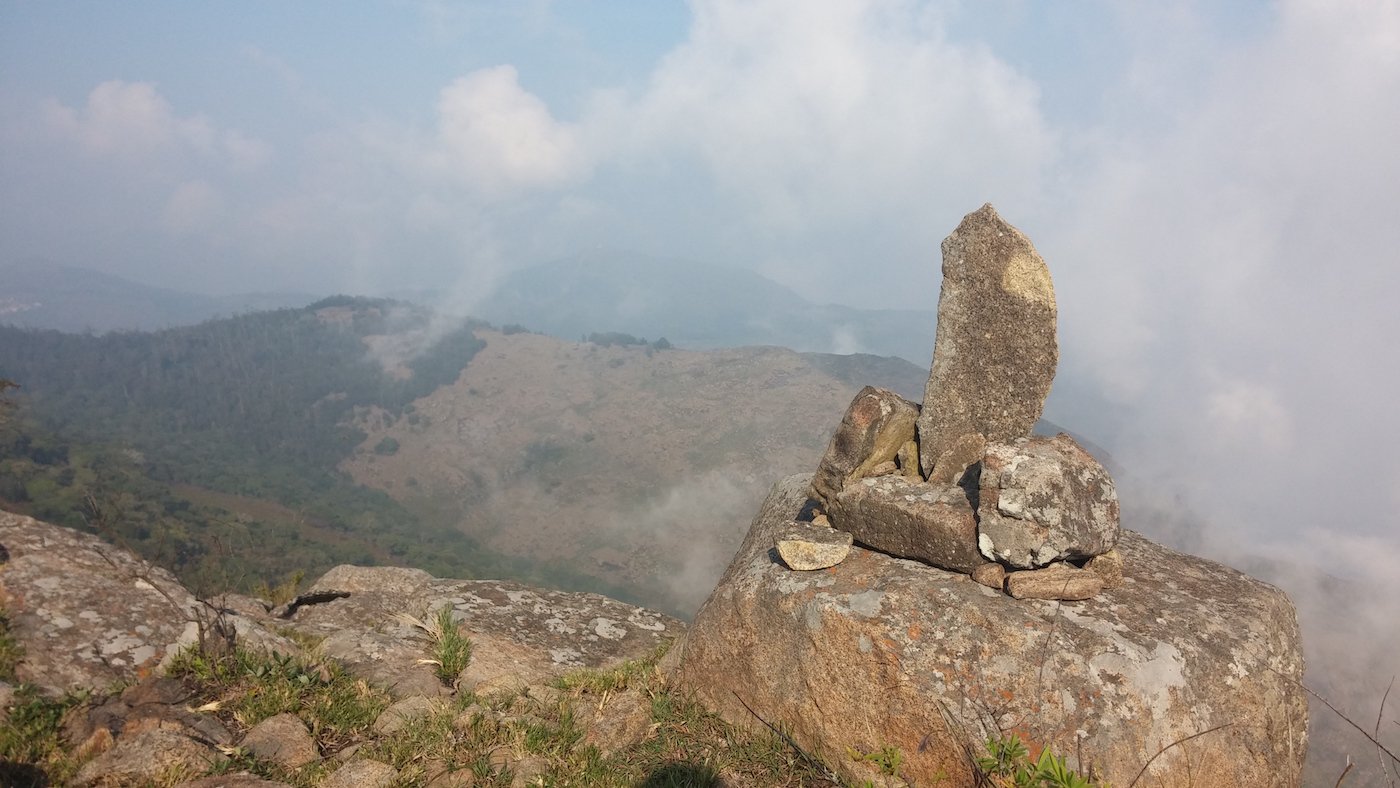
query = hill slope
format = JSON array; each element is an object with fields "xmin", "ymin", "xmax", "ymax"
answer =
[
  {"xmin": 0, "ymin": 259, "xmax": 316, "ymax": 332},
  {"xmin": 341, "ymin": 331, "xmax": 933, "ymax": 611}
]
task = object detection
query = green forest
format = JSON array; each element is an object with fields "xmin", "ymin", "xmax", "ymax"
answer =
[{"xmin": 0, "ymin": 299, "xmax": 646, "ymax": 605}]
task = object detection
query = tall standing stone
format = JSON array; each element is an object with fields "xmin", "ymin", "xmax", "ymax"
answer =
[{"xmin": 918, "ymin": 204, "xmax": 1058, "ymax": 478}]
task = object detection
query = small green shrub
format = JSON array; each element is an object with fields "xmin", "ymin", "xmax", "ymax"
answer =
[
  {"xmin": 850, "ymin": 744, "xmax": 904, "ymax": 775},
  {"xmin": 397, "ymin": 607, "xmax": 472, "ymax": 684},
  {"xmin": 978, "ymin": 733, "xmax": 1104, "ymax": 787}
]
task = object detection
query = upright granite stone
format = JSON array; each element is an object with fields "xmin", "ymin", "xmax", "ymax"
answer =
[
  {"xmin": 918, "ymin": 204, "xmax": 1058, "ymax": 478},
  {"xmin": 810, "ymin": 386, "xmax": 919, "ymax": 511}
]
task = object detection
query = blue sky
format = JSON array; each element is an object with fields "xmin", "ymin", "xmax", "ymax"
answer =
[{"xmin": 4, "ymin": 0, "xmax": 1400, "ymax": 644}]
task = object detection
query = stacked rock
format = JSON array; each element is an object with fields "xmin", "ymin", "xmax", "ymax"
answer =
[{"xmin": 780, "ymin": 204, "xmax": 1122, "ymax": 600}]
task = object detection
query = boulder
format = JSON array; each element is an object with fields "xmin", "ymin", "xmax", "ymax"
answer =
[
  {"xmin": 828, "ymin": 475, "xmax": 983, "ymax": 573},
  {"xmin": 284, "ymin": 565, "xmax": 684, "ymax": 698},
  {"xmin": 240, "ymin": 712, "xmax": 319, "ymax": 769},
  {"xmin": 775, "ymin": 521, "xmax": 853, "ymax": 570},
  {"xmin": 810, "ymin": 386, "xmax": 919, "ymax": 510},
  {"xmin": 73, "ymin": 728, "xmax": 226, "ymax": 787},
  {"xmin": 0, "ymin": 511, "xmax": 290, "ymax": 694},
  {"xmin": 322, "ymin": 759, "xmax": 398, "ymax": 788},
  {"xmin": 918, "ymin": 204, "xmax": 1058, "ymax": 477},
  {"xmin": 977, "ymin": 434, "xmax": 1120, "ymax": 568},
  {"xmin": 680, "ymin": 475, "xmax": 1307, "ymax": 788}
]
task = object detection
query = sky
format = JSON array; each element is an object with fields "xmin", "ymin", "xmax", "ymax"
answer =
[{"xmin": 3, "ymin": 0, "xmax": 1400, "ymax": 756}]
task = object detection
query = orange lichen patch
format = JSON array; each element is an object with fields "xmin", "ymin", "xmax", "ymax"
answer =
[{"xmin": 907, "ymin": 624, "xmax": 922, "ymax": 640}]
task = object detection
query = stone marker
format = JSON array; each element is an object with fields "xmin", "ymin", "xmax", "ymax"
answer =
[
  {"xmin": 829, "ymin": 476, "xmax": 982, "ymax": 573},
  {"xmin": 1005, "ymin": 561, "xmax": 1104, "ymax": 601},
  {"xmin": 810, "ymin": 386, "xmax": 919, "ymax": 511},
  {"xmin": 681, "ymin": 474, "xmax": 1308, "ymax": 787},
  {"xmin": 776, "ymin": 521, "xmax": 854, "ymax": 570},
  {"xmin": 977, "ymin": 434, "xmax": 1119, "ymax": 568},
  {"xmin": 918, "ymin": 204, "xmax": 1058, "ymax": 478}
]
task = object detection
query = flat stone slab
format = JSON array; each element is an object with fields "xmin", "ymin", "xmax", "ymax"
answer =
[
  {"xmin": 829, "ymin": 475, "xmax": 982, "ymax": 573},
  {"xmin": 287, "ymin": 565, "xmax": 684, "ymax": 697},
  {"xmin": 775, "ymin": 522, "xmax": 853, "ymax": 570},
  {"xmin": 680, "ymin": 474, "xmax": 1307, "ymax": 788}
]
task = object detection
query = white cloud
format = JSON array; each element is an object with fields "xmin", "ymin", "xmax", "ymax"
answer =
[
  {"xmin": 1204, "ymin": 378, "xmax": 1293, "ymax": 451},
  {"xmin": 606, "ymin": 0, "xmax": 1055, "ymax": 237},
  {"xmin": 40, "ymin": 80, "xmax": 269, "ymax": 168},
  {"xmin": 424, "ymin": 65, "xmax": 586, "ymax": 194}
]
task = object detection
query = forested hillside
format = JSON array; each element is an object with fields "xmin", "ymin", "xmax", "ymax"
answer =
[{"xmin": 0, "ymin": 299, "xmax": 643, "ymax": 603}]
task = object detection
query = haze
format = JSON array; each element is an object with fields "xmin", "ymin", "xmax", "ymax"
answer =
[{"xmin": 3, "ymin": 0, "xmax": 1398, "ymax": 769}]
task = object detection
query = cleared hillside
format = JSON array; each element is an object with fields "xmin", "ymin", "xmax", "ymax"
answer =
[{"xmin": 342, "ymin": 329, "xmax": 928, "ymax": 612}]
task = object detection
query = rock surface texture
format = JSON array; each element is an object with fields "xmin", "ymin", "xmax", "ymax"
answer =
[
  {"xmin": 284, "ymin": 564, "xmax": 683, "ymax": 697},
  {"xmin": 829, "ymin": 475, "xmax": 983, "ymax": 573},
  {"xmin": 0, "ymin": 510, "xmax": 295, "ymax": 694},
  {"xmin": 977, "ymin": 434, "xmax": 1120, "ymax": 568},
  {"xmin": 918, "ymin": 204, "xmax": 1058, "ymax": 478},
  {"xmin": 681, "ymin": 475, "xmax": 1308, "ymax": 788}
]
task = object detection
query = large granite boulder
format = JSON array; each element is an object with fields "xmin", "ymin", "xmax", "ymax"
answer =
[
  {"xmin": 0, "ymin": 511, "xmax": 292, "ymax": 694},
  {"xmin": 284, "ymin": 564, "xmax": 684, "ymax": 698},
  {"xmin": 680, "ymin": 475, "xmax": 1307, "ymax": 788},
  {"xmin": 810, "ymin": 386, "xmax": 920, "ymax": 510},
  {"xmin": 977, "ymin": 434, "xmax": 1120, "ymax": 568},
  {"xmin": 918, "ymin": 204, "xmax": 1058, "ymax": 478}
]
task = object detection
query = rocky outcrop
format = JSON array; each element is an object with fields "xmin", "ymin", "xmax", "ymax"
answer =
[
  {"xmin": 282, "ymin": 563, "xmax": 683, "ymax": 698},
  {"xmin": 680, "ymin": 474, "xmax": 1309, "ymax": 788},
  {"xmin": 0, "ymin": 510, "xmax": 295, "ymax": 694},
  {"xmin": 918, "ymin": 204, "xmax": 1058, "ymax": 478},
  {"xmin": 1, "ymin": 513, "xmax": 688, "ymax": 785},
  {"xmin": 811, "ymin": 205, "xmax": 1119, "ymax": 600}
]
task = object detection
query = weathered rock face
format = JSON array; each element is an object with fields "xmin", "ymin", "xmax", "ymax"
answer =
[
  {"xmin": 283, "ymin": 564, "xmax": 684, "ymax": 698},
  {"xmin": 681, "ymin": 475, "xmax": 1308, "ymax": 788},
  {"xmin": 0, "ymin": 510, "xmax": 198, "ymax": 691},
  {"xmin": 810, "ymin": 386, "xmax": 919, "ymax": 510},
  {"xmin": 977, "ymin": 434, "xmax": 1120, "ymax": 568},
  {"xmin": 918, "ymin": 204, "xmax": 1058, "ymax": 477},
  {"xmin": 828, "ymin": 475, "xmax": 982, "ymax": 573},
  {"xmin": 0, "ymin": 511, "xmax": 295, "ymax": 694}
]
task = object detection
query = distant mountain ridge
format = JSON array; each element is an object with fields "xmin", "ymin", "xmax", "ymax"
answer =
[
  {"xmin": 475, "ymin": 249, "xmax": 938, "ymax": 364},
  {"xmin": 0, "ymin": 258, "xmax": 318, "ymax": 333}
]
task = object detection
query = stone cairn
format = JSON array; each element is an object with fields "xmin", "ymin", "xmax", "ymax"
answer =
[{"xmin": 779, "ymin": 203, "xmax": 1122, "ymax": 600}]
